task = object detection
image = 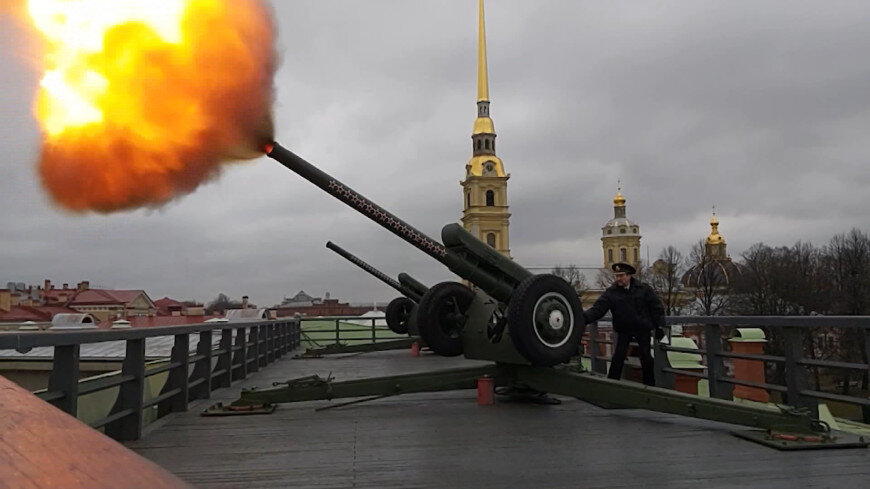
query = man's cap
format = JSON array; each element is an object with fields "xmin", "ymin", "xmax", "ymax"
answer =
[{"xmin": 611, "ymin": 262, "xmax": 636, "ymax": 274}]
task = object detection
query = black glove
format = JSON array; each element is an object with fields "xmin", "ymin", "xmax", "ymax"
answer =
[{"xmin": 654, "ymin": 327, "xmax": 665, "ymax": 341}]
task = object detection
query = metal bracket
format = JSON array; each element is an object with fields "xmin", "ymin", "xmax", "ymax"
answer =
[
  {"xmin": 733, "ymin": 430, "xmax": 868, "ymax": 450},
  {"xmin": 294, "ymin": 338, "xmax": 418, "ymax": 358},
  {"xmin": 201, "ymin": 401, "xmax": 277, "ymax": 416}
]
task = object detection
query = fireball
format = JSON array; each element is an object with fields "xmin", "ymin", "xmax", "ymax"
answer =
[{"xmin": 27, "ymin": 0, "xmax": 276, "ymax": 212}]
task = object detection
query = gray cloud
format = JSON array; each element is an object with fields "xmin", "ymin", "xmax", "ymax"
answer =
[{"xmin": 1, "ymin": 1, "xmax": 869, "ymax": 307}]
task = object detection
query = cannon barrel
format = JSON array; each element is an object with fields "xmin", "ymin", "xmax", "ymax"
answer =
[
  {"xmin": 267, "ymin": 142, "xmax": 528, "ymax": 302},
  {"xmin": 326, "ymin": 241, "xmax": 423, "ymax": 302},
  {"xmin": 397, "ymin": 273, "xmax": 428, "ymax": 299}
]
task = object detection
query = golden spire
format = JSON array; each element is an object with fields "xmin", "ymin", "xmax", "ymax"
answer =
[
  {"xmin": 477, "ymin": 0, "xmax": 489, "ymax": 102},
  {"xmin": 466, "ymin": 0, "xmax": 504, "ymax": 177}
]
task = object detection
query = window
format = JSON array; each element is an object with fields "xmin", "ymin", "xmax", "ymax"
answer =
[
  {"xmin": 608, "ymin": 249, "xmax": 613, "ymax": 262},
  {"xmin": 476, "ymin": 140, "xmax": 482, "ymax": 150},
  {"xmin": 620, "ymin": 248, "xmax": 627, "ymax": 261},
  {"xmin": 466, "ymin": 193, "xmax": 470, "ymax": 208},
  {"xmin": 633, "ymin": 227, "xmax": 638, "ymax": 233},
  {"xmin": 620, "ymin": 227, "xmax": 626, "ymax": 234},
  {"xmin": 486, "ymin": 190, "xmax": 495, "ymax": 206},
  {"xmin": 607, "ymin": 229, "xmax": 612, "ymax": 235},
  {"xmin": 486, "ymin": 233, "xmax": 496, "ymax": 247},
  {"xmin": 485, "ymin": 139, "xmax": 490, "ymax": 150},
  {"xmin": 634, "ymin": 248, "xmax": 639, "ymax": 262}
]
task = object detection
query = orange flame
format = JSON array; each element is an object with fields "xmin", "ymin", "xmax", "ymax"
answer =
[{"xmin": 27, "ymin": 0, "xmax": 276, "ymax": 212}]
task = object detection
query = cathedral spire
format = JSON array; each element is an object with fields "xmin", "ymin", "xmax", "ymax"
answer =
[
  {"xmin": 461, "ymin": 0, "xmax": 511, "ymax": 258},
  {"xmin": 477, "ymin": 0, "xmax": 489, "ymax": 102},
  {"xmin": 467, "ymin": 0, "xmax": 504, "ymax": 177}
]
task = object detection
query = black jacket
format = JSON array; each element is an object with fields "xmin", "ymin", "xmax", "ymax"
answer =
[{"xmin": 583, "ymin": 278, "xmax": 665, "ymax": 333}]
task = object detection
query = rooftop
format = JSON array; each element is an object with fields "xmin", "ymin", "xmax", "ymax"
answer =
[{"xmin": 129, "ymin": 349, "xmax": 870, "ymax": 488}]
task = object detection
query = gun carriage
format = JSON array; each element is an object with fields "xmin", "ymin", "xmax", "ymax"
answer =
[
  {"xmin": 267, "ymin": 142, "xmax": 583, "ymax": 367},
  {"xmin": 325, "ymin": 241, "xmax": 427, "ymax": 336}
]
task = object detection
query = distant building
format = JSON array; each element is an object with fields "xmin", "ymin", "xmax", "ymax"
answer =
[
  {"xmin": 601, "ymin": 187, "xmax": 642, "ymax": 271},
  {"xmin": 68, "ymin": 288, "xmax": 157, "ymax": 321},
  {"xmin": 274, "ymin": 290, "xmax": 377, "ymax": 317},
  {"xmin": 681, "ymin": 213, "xmax": 744, "ymax": 290}
]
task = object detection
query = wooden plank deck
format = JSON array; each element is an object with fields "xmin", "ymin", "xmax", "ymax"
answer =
[{"xmin": 129, "ymin": 349, "xmax": 870, "ymax": 488}]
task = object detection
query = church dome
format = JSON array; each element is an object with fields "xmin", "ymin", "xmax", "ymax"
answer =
[
  {"xmin": 706, "ymin": 214, "xmax": 725, "ymax": 245},
  {"xmin": 602, "ymin": 217, "xmax": 640, "ymax": 234},
  {"xmin": 613, "ymin": 190, "xmax": 626, "ymax": 206},
  {"xmin": 681, "ymin": 259, "xmax": 745, "ymax": 289}
]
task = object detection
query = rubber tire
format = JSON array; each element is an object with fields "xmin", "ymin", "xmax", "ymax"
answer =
[
  {"xmin": 508, "ymin": 274, "xmax": 585, "ymax": 366},
  {"xmin": 416, "ymin": 281, "xmax": 474, "ymax": 357},
  {"xmin": 385, "ymin": 297, "xmax": 414, "ymax": 335}
]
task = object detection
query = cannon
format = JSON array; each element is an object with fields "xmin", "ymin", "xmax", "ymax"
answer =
[
  {"xmin": 325, "ymin": 241, "xmax": 428, "ymax": 336},
  {"xmin": 266, "ymin": 142, "xmax": 583, "ymax": 366}
]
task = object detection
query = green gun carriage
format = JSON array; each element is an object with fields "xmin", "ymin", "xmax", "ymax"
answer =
[
  {"xmin": 326, "ymin": 240, "xmax": 428, "ymax": 336},
  {"xmin": 267, "ymin": 142, "xmax": 584, "ymax": 367}
]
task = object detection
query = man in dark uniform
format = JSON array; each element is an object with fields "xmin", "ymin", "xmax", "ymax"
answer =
[{"xmin": 583, "ymin": 262, "xmax": 665, "ymax": 386}]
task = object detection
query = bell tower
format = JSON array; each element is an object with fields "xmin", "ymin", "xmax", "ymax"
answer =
[
  {"xmin": 705, "ymin": 211, "xmax": 728, "ymax": 260},
  {"xmin": 601, "ymin": 186, "xmax": 642, "ymax": 269},
  {"xmin": 461, "ymin": 0, "xmax": 511, "ymax": 257}
]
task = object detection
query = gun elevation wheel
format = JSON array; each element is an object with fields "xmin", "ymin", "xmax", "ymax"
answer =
[
  {"xmin": 508, "ymin": 274, "xmax": 584, "ymax": 366},
  {"xmin": 417, "ymin": 281, "xmax": 474, "ymax": 357},
  {"xmin": 385, "ymin": 297, "xmax": 414, "ymax": 335}
]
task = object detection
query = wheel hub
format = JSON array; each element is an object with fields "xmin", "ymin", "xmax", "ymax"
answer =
[
  {"xmin": 548, "ymin": 310, "xmax": 564, "ymax": 330},
  {"xmin": 532, "ymin": 292, "xmax": 574, "ymax": 348}
]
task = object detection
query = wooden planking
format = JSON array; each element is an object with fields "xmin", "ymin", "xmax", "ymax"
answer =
[
  {"xmin": 130, "ymin": 350, "xmax": 870, "ymax": 489},
  {"xmin": 0, "ymin": 375, "xmax": 193, "ymax": 489}
]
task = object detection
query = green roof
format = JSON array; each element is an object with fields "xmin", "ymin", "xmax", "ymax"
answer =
[
  {"xmin": 729, "ymin": 328, "xmax": 767, "ymax": 342},
  {"xmin": 667, "ymin": 336, "xmax": 704, "ymax": 368}
]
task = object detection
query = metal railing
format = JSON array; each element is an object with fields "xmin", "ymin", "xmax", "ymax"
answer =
[
  {"xmin": 0, "ymin": 319, "xmax": 300, "ymax": 441},
  {"xmin": 582, "ymin": 316, "xmax": 870, "ymax": 419},
  {"xmin": 298, "ymin": 316, "xmax": 404, "ymax": 348}
]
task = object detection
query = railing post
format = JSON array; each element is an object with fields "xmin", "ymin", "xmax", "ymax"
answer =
[
  {"xmin": 259, "ymin": 325, "xmax": 268, "ymax": 367},
  {"xmin": 267, "ymin": 324, "xmax": 275, "ymax": 363},
  {"xmin": 704, "ymin": 323, "xmax": 733, "ymax": 400},
  {"xmin": 275, "ymin": 323, "xmax": 284, "ymax": 358},
  {"xmin": 189, "ymin": 330, "xmax": 213, "ymax": 400},
  {"xmin": 105, "ymin": 338, "xmax": 145, "ymax": 441},
  {"xmin": 248, "ymin": 326, "xmax": 260, "ymax": 373},
  {"xmin": 294, "ymin": 320, "xmax": 301, "ymax": 349},
  {"xmin": 335, "ymin": 318, "xmax": 341, "ymax": 345},
  {"xmin": 654, "ymin": 338, "xmax": 675, "ymax": 390},
  {"xmin": 216, "ymin": 329, "xmax": 233, "ymax": 388},
  {"xmin": 158, "ymin": 333, "xmax": 189, "ymax": 417},
  {"xmin": 233, "ymin": 327, "xmax": 247, "ymax": 381},
  {"xmin": 783, "ymin": 326, "xmax": 818, "ymax": 417},
  {"xmin": 587, "ymin": 322, "xmax": 607, "ymax": 374},
  {"xmin": 863, "ymin": 329, "xmax": 870, "ymax": 423},
  {"xmin": 281, "ymin": 321, "xmax": 290, "ymax": 355},
  {"xmin": 372, "ymin": 318, "xmax": 377, "ymax": 343},
  {"xmin": 47, "ymin": 344, "xmax": 80, "ymax": 416}
]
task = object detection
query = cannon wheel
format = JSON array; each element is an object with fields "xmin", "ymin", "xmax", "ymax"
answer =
[
  {"xmin": 508, "ymin": 274, "xmax": 584, "ymax": 366},
  {"xmin": 416, "ymin": 281, "xmax": 474, "ymax": 357},
  {"xmin": 385, "ymin": 297, "xmax": 414, "ymax": 335}
]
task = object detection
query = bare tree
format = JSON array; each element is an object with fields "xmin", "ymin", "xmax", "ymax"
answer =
[
  {"xmin": 552, "ymin": 264, "xmax": 588, "ymax": 295},
  {"xmin": 649, "ymin": 246, "xmax": 685, "ymax": 315},
  {"xmin": 205, "ymin": 293, "xmax": 243, "ymax": 315},
  {"xmin": 825, "ymin": 229, "xmax": 870, "ymax": 392},
  {"xmin": 684, "ymin": 240, "xmax": 734, "ymax": 315}
]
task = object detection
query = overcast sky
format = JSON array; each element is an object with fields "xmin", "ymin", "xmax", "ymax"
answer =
[{"xmin": 2, "ymin": 1, "xmax": 869, "ymax": 307}]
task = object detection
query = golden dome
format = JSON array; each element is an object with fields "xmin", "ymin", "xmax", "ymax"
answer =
[
  {"xmin": 706, "ymin": 213, "xmax": 724, "ymax": 244},
  {"xmin": 466, "ymin": 154, "xmax": 506, "ymax": 177},
  {"xmin": 613, "ymin": 190, "xmax": 626, "ymax": 206},
  {"xmin": 473, "ymin": 116, "xmax": 494, "ymax": 135}
]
